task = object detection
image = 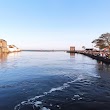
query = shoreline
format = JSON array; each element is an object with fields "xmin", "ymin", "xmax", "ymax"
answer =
[{"xmin": 67, "ymin": 51, "xmax": 110, "ymax": 64}]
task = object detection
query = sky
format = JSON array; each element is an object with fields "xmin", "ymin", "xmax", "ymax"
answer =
[{"xmin": 0, "ymin": 0, "xmax": 110, "ymax": 50}]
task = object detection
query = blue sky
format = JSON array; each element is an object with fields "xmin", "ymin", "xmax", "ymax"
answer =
[{"xmin": 0, "ymin": 0, "xmax": 110, "ymax": 50}]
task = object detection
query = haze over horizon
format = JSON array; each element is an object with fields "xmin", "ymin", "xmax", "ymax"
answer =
[{"xmin": 0, "ymin": 0, "xmax": 110, "ymax": 50}]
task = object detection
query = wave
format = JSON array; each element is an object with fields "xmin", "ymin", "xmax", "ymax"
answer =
[{"xmin": 14, "ymin": 75, "xmax": 84, "ymax": 110}]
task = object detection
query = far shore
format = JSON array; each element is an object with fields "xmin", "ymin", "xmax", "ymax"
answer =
[{"xmin": 22, "ymin": 50, "xmax": 68, "ymax": 52}]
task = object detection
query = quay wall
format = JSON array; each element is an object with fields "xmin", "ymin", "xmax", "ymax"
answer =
[{"xmin": 75, "ymin": 51, "xmax": 110, "ymax": 64}]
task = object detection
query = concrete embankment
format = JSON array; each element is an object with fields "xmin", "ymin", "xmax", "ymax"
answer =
[
  {"xmin": 79, "ymin": 52, "xmax": 110, "ymax": 64},
  {"xmin": 67, "ymin": 51, "xmax": 110, "ymax": 64}
]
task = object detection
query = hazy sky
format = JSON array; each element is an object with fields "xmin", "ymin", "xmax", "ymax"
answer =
[{"xmin": 0, "ymin": 0, "xmax": 110, "ymax": 50}]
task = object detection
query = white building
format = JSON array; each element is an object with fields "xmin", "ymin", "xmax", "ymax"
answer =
[{"xmin": 7, "ymin": 45, "xmax": 21, "ymax": 52}]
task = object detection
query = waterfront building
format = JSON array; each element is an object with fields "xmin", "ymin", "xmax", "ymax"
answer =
[
  {"xmin": 70, "ymin": 46, "xmax": 75, "ymax": 52},
  {"xmin": 7, "ymin": 45, "xmax": 21, "ymax": 52},
  {"xmin": 0, "ymin": 39, "xmax": 9, "ymax": 53},
  {"xmin": 0, "ymin": 39, "xmax": 20, "ymax": 53}
]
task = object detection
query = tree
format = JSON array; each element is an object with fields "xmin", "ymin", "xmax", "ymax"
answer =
[
  {"xmin": 92, "ymin": 33, "xmax": 110, "ymax": 52},
  {"xmin": 82, "ymin": 46, "xmax": 86, "ymax": 50}
]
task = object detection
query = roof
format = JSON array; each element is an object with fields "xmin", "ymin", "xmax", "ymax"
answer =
[{"xmin": 0, "ymin": 39, "xmax": 6, "ymax": 42}]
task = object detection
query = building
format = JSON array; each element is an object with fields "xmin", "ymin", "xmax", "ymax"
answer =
[
  {"xmin": 0, "ymin": 39, "xmax": 20, "ymax": 53},
  {"xmin": 0, "ymin": 39, "xmax": 9, "ymax": 53},
  {"xmin": 70, "ymin": 46, "xmax": 75, "ymax": 52},
  {"xmin": 7, "ymin": 45, "xmax": 21, "ymax": 52}
]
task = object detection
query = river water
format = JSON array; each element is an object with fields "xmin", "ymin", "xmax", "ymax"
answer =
[{"xmin": 0, "ymin": 51, "xmax": 110, "ymax": 110}]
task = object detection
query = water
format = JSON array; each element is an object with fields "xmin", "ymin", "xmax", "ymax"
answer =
[{"xmin": 0, "ymin": 52, "xmax": 110, "ymax": 110}]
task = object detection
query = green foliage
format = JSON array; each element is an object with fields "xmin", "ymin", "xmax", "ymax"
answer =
[{"xmin": 92, "ymin": 33, "xmax": 110, "ymax": 52}]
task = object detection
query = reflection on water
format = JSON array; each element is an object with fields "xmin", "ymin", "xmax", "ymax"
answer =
[
  {"xmin": 97, "ymin": 60, "xmax": 110, "ymax": 71},
  {"xmin": 0, "ymin": 53, "xmax": 8, "ymax": 63},
  {"xmin": 8, "ymin": 52, "xmax": 20, "ymax": 58},
  {"xmin": 0, "ymin": 52, "xmax": 110, "ymax": 110},
  {"xmin": 70, "ymin": 53, "xmax": 75, "ymax": 58},
  {"xmin": 0, "ymin": 52, "xmax": 21, "ymax": 64}
]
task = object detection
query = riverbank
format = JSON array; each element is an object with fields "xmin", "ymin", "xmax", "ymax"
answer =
[{"xmin": 67, "ymin": 51, "xmax": 110, "ymax": 64}]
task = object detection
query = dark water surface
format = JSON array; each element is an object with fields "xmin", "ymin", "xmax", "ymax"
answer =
[{"xmin": 0, "ymin": 52, "xmax": 110, "ymax": 110}]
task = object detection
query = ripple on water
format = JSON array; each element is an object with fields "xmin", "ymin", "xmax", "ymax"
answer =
[{"xmin": 14, "ymin": 75, "xmax": 84, "ymax": 110}]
